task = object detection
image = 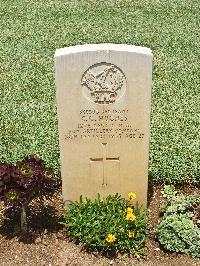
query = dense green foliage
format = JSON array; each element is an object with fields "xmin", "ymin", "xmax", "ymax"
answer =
[
  {"xmin": 157, "ymin": 214, "xmax": 200, "ymax": 258},
  {"xmin": 0, "ymin": 0, "xmax": 199, "ymax": 183},
  {"xmin": 156, "ymin": 186, "xmax": 200, "ymax": 258},
  {"xmin": 61, "ymin": 194, "xmax": 148, "ymax": 255}
]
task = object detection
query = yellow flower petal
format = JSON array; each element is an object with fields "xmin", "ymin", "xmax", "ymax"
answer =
[
  {"xmin": 128, "ymin": 231, "xmax": 135, "ymax": 238},
  {"xmin": 126, "ymin": 207, "xmax": 133, "ymax": 213},
  {"xmin": 106, "ymin": 234, "xmax": 117, "ymax": 243},
  {"xmin": 128, "ymin": 192, "xmax": 137, "ymax": 200},
  {"xmin": 126, "ymin": 213, "xmax": 136, "ymax": 221}
]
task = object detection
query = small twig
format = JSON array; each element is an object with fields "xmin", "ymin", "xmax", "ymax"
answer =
[{"xmin": 20, "ymin": 204, "xmax": 28, "ymax": 233}]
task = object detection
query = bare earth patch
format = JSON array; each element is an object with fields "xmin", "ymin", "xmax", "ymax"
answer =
[{"xmin": 0, "ymin": 184, "xmax": 199, "ymax": 266}]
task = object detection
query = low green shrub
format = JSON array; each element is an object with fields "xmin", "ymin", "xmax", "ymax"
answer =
[
  {"xmin": 160, "ymin": 185, "xmax": 177, "ymax": 199},
  {"xmin": 157, "ymin": 214, "xmax": 200, "ymax": 258},
  {"xmin": 156, "ymin": 186, "xmax": 200, "ymax": 258},
  {"xmin": 159, "ymin": 185, "xmax": 200, "ymax": 215},
  {"xmin": 61, "ymin": 193, "xmax": 148, "ymax": 256}
]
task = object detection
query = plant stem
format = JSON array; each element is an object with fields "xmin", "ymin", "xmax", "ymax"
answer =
[{"xmin": 21, "ymin": 204, "xmax": 27, "ymax": 233}]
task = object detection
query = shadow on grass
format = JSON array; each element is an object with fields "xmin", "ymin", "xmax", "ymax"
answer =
[{"xmin": 0, "ymin": 205, "xmax": 63, "ymax": 244}]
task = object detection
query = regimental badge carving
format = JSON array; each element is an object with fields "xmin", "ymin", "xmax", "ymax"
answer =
[{"xmin": 81, "ymin": 63, "xmax": 126, "ymax": 104}]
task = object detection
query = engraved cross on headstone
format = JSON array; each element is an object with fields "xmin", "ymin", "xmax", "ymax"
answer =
[{"xmin": 90, "ymin": 143, "xmax": 120, "ymax": 186}]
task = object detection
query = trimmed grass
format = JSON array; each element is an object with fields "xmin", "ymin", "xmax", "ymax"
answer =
[{"xmin": 0, "ymin": 0, "xmax": 199, "ymax": 183}]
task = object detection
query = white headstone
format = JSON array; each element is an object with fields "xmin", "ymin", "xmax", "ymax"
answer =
[{"xmin": 55, "ymin": 44, "xmax": 153, "ymax": 206}]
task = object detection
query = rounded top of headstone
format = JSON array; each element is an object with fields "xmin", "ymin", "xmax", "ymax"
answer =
[{"xmin": 54, "ymin": 43, "xmax": 153, "ymax": 58}]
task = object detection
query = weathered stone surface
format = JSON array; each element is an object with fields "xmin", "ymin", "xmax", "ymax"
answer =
[{"xmin": 55, "ymin": 43, "xmax": 153, "ymax": 206}]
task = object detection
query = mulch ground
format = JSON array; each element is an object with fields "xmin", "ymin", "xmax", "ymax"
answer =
[{"xmin": 0, "ymin": 184, "xmax": 199, "ymax": 266}]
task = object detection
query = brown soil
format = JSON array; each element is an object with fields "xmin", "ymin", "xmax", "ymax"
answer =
[{"xmin": 0, "ymin": 184, "xmax": 199, "ymax": 266}]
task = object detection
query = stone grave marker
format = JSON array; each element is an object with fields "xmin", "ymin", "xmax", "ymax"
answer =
[{"xmin": 55, "ymin": 44, "xmax": 153, "ymax": 206}]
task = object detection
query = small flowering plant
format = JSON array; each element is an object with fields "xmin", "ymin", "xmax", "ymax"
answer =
[
  {"xmin": 61, "ymin": 193, "xmax": 148, "ymax": 256},
  {"xmin": 0, "ymin": 155, "xmax": 57, "ymax": 232}
]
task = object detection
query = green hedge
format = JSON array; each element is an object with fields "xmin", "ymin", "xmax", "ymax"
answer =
[{"xmin": 0, "ymin": 0, "xmax": 199, "ymax": 183}]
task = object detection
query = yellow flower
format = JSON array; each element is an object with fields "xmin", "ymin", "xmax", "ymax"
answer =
[
  {"xmin": 128, "ymin": 231, "xmax": 135, "ymax": 238},
  {"xmin": 126, "ymin": 213, "xmax": 136, "ymax": 221},
  {"xmin": 126, "ymin": 207, "xmax": 133, "ymax": 214},
  {"xmin": 106, "ymin": 234, "xmax": 117, "ymax": 243},
  {"xmin": 128, "ymin": 192, "xmax": 137, "ymax": 200}
]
